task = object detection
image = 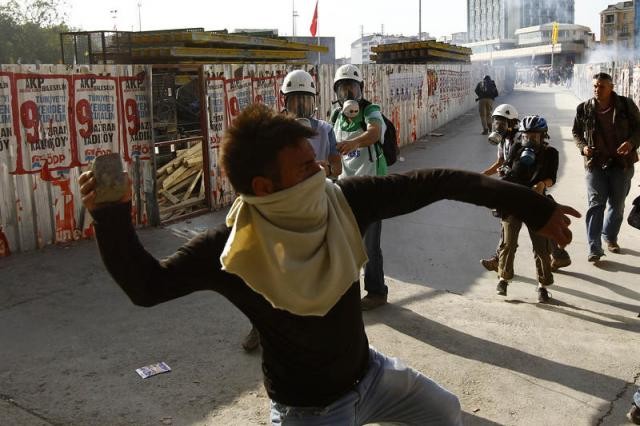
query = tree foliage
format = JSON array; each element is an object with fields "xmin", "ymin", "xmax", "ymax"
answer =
[{"xmin": 0, "ymin": 0, "xmax": 71, "ymax": 64}]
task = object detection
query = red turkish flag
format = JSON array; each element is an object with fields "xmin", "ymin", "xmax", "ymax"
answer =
[{"xmin": 310, "ymin": 0, "xmax": 318, "ymax": 36}]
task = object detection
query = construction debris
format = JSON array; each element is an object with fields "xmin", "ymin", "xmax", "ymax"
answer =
[
  {"xmin": 156, "ymin": 140, "xmax": 206, "ymax": 221},
  {"xmin": 371, "ymin": 40, "xmax": 471, "ymax": 64},
  {"xmin": 61, "ymin": 29, "xmax": 328, "ymax": 65}
]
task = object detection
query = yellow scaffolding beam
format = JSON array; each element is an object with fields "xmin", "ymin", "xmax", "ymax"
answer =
[
  {"xmin": 132, "ymin": 47, "xmax": 308, "ymax": 60},
  {"xmin": 130, "ymin": 32, "xmax": 328, "ymax": 53}
]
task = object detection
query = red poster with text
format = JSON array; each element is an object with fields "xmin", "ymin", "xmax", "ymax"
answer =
[
  {"xmin": 119, "ymin": 74, "xmax": 152, "ymax": 162},
  {"xmin": 73, "ymin": 75, "xmax": 121, "ymax": 164},
  {"xmin": 251, "ymin": 76, "xmax": 278, "ymax": 111},
  {"xmin": 13, "ymin": 74, "xmax": 77, "ymax": 174},
  {"xmin": 224, "ymin": 77, "xmax": 252, "ymax": 123}
]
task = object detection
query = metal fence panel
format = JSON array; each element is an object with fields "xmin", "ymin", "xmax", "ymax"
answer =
[{"xmin": 1, "ymin": 62, "xmax": 506, "ymax": 255}]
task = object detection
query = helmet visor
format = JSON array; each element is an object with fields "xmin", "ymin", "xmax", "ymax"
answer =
[
  {"xmin": 520, "ymin": 132, "xmax": 542, "ymax": 148},
  {"xmin": 285, "ymin": 94, "xmax": 316, "ymax": 118},
  {"xmin": 335, "ymin": 80, "xmax": 362, "ymax": 103}
]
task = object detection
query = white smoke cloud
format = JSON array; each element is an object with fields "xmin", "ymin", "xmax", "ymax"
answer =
[{"xmin": 585, "ymin": 44, "xmax": 639, "ymax": 64}]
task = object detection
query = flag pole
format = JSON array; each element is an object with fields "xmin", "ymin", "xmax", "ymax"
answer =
[{"xmin": 317, "ymin": 1, "xmax": 320, "ymax": 67}]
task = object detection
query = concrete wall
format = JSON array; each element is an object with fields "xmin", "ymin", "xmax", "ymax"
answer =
[{"xmin": 0, "ymin": 62, "xmax": 508, "ymax": 256}]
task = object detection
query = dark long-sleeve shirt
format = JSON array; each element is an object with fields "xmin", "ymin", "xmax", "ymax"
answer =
[
  {"xmin": 92, "ymin": 169, "xmax": 555, "ymax": 407},
  {"xmin": 503, "ymin": 142, "xmax": 559, "ymax": 189},
  {"xmin": 572, "ymin": 92, "xmax": 640, "ymax": 169}
]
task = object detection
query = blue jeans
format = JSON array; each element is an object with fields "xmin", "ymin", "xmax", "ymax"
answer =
[
  {"xmin": 270, "ymin": 347, "xmax": 462, "ymax": 425},
  {"xmin": 363, "ymin": 220, "xmax": 387, "ymax": 296},
  {"xmin": 585, "ymin": 166, "xmax": 635, "ymax": 255},
  {"xmin": 635, "ymin": 388, "xmax": 640, "ymax": 407}
]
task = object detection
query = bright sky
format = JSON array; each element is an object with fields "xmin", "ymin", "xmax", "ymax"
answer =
[{"xmin": 58, "ymin": 0, "xmax": 616, "ymax": 58}]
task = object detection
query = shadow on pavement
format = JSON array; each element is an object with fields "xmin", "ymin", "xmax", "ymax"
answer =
[
  {"xmin": 535, "ymin": 301, "xmax": 640, "ymax": 333},
  {"xmin": 595, "ymin": 259, "xmax": 640, "ymax": 275},
  {"xmin": 559, "ymin": 270, "xmax": 640, "ymax": 301},
  {"xmin": 551, "ymin": 284, "xmax": 640, "ymax": 313},
  {"xmin": 620, "ymin": 248, "xmax": 640, "ymax": 257},
  {"xmin": 462, "ymin": 411, "xmax": 503, "ymax": 425},
  {"xmin": 505, "ymin": 272, "xmax": 640, "ymax": 314},
  {"xmin": 366, "ymin": 304, "xmax": 629, "ymax": 401}
]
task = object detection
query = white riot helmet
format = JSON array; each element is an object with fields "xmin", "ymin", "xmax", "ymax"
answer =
[
  {"xmin": 333, "ymin": 64, "xmax": 364, "ymax": 86},
  {"xmin": 281, "ymin": 70, "xmax": 317, "ymax": 118},
  {"xmin": 488, "ymin": 104, "xmax": 519, "ymax": 145},
  {"xmin": 492, "ymin": 104, "xmax": 518, "ymax": 120},
  {"xmin": 333, "ymin": 64, "xmax": 364, "ymax": 104},
  {"xmin": 281, "ymin": 69, "xmax": 316, "ymax": 95}
]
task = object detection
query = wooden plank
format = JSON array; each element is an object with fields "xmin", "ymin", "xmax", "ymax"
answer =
[
  {"xmin": 132, "ymin": 47, "xmax": 308, "ymax": 60},
  {"xmin": 163, "ymin": 171, "xmax": 196, "ymax": 195},
  {"xmin": 159, "ymin": 196, "xmax": 205, "ymax": 215},
  {"xmin": 199, "ymin": 173, "xmax": 206, "ymax": 199},
  {"xmin": 162, "ymin": 165, "xmax": 188, "ymax": 190},
  {"xmin": 182, "ymin": 170, "xmax": 203, "ymax": 202},
  {"xmin": 159, "ymin": 189, "xmax": 180, "ymax": 205},
  {"xmin": 129, "ymin": 32, "xmax": 329, "ymax": 52},
  {"xmin": 165, "ymin": 167, "xmax": 199, "ymax": 193},
  {"xmin": 372, "ymin": 40, "xmax": 471, "ymax": 55},
  {"xmin": 184, "ymin": 156, "xmax": 203, "ymax": 168},
  {"xmin": 156, "ymin": 142, "xmax": 202, "ymax": 176}
]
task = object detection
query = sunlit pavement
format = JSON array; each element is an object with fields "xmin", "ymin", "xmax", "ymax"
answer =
[{"xmin": 1, "ymin": 85, "xmax": 638, "ymax": 425}]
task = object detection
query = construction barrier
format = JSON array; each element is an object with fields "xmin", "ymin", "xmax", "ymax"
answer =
[
  {"xmin": 571, "ymin": 62, "xmax": 640, "ymax": 108},
  {"xmin": 0, "ymin": 62, "xmax": 508, "ymax": 256}
]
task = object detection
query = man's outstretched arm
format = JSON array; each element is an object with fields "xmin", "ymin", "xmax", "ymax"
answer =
[
  {"xmin": 339, "ymin": 168, "xmax": 580, "ymax": 247},
  {"xmin": 79, "ymin": 171, "xmax": 225, "ymax": 307}
]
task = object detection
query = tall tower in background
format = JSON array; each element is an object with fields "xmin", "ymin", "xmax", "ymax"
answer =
[{"xmin": 467, "ymin": 0, "xmax": 575, "ymax": 43}]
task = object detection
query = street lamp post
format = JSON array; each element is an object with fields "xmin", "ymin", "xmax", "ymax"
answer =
[
  {"xmin": 419, "ymin": 0, "xmax": 422, "ymax": 40},
  {"xmin": 137, "ymin": 2, "xmax": 142, "ymax": 32},
  {"xmin": 292, "ymin": 0, "xmax": 298, "ymax": 40},
  {"xmin": 110, "ymin": 9, "xmax": 118, "ymax": 31}
]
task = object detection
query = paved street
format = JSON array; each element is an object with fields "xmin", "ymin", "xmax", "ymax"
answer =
[{"xmin": 1, "ymin": 86, "xmax": 639, "ymax": 425}]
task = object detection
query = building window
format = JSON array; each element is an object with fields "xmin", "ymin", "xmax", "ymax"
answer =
[{"xmin": 604, "ymin": 14, "xmax": 614, "ymax": 24}]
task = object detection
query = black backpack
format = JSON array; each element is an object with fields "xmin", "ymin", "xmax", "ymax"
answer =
[
  {"xmin": 628, "ymin": 195, "xmax": 640, "ymax": 230},
  {"xmin": 330, "ymin": 99, "xmax": 399, "ymax": 166}
]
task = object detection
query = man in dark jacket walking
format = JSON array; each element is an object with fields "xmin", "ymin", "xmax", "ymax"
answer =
[
  {"xmin": 572, "ymin": 72, "xmax": 640, "ymax": 262},
  {"xmin": 475, "ymin": 75, "xmax": 499, "ymax": 135}
]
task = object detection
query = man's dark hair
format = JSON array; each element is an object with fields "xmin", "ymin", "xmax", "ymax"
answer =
[
  {"xmin": 220, "ymin": 104, "xmax": 316, "ymax": 195},
  {"xmin": 593, "ymin": 72, "xmax": 613, "ymax": 82}
]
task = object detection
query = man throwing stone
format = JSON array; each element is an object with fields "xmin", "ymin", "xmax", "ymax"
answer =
[{"xmin": 80, "ymin": 104, "xmax": 578, "ymax": 425}]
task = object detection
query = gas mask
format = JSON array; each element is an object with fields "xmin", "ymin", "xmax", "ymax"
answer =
[
  {"xmin": 285, "ymin": 93, "xmax": 316, "ymax": 119},
  {"xmin": 519, "ymin": 133, "xmax": 542, "ymax": 166},
  {"xmin": 488, "ymin": 117, "xmax": 508, "ymax": 145},
  {"xmin": 335, "ymin": 80, "xmax": 362, "ymax": 104},
  {"xmin": 342, "ymin": 100, "xmax": 360, "ymax": 118}
]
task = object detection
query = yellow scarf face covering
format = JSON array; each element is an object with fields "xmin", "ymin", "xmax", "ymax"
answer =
[{"xmin": 220, "ymin": 171, "xmax": 368, "ymax": 316}]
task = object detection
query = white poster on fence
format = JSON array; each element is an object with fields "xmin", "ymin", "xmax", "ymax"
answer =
[
  {"xmin": 225, "ymin": 77, "xmax": 252, "ymax": 123},
  {"xmin": 252, "ymin": 76, "xmax": 278, "ymax": 111},
  {"xmin": 13, "ymin": 74, "xmax": 75, "ymax": 174},
  {"xmin": 119, "ymin": 74, "xmax": 152, "ymax": 163},
  {"xmin": 206, "ymin": 77, "xmax": 226, "ymax": 148},
  {"xmin": 0, "ymin": 73, "xmax": 16, "ymax": 167},
  {"xmin": 73, "ymin": 75, "xmax": 120, "ymax": 165},
  {"xmin": 206, "ymin": 77, "xmax": 234, "ymax": 208}
]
